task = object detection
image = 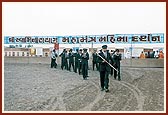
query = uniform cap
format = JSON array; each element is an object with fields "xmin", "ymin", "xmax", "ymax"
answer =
[
  {"xmin": 102, "ymin": 45, "xmax": 107, "ymax": 49},
  {"xmin": 115, "ymin": 49, "xmax": 119, "ymax": 52},
  {"xmin": 83, "ymin": 48, "xmax": 87, "ymax": 51}
]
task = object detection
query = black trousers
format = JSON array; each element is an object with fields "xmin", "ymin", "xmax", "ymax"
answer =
[
  {"xmin": 61, "ymin": 58, "xmax": 65, "ymax": 70},
  {"xmin": 65, "ymin": 59, "xmax": 69, "ymax": 70},
  {"xmin": 69, "ymin": 61, "xmax": 74, "ymax": 71},
  {"xmin": 92, "ymin": 61, "xmax": 99, "ymax": 71},
  {"xmin": 78, "ymin": 62, "xmax": 82, "ymax": 75},
  {"xmin": 74, "ymin": 61, "xmax": 78, "ymax": 73},
  {"xmin": 100, "ymin": 71, "xmax": 109, "ymax": 89},
  {"xmin": 110, "ymin": 62, "xmax": 114, "ymax": 76},
  {"xmin": 51, "ymin": 58, "xmax": 57, "ymax": 68},
  {"xmin": 114, "ymin": 64, "xmax": 120, "ymax": 80},
  {"xmin": 82, "ymin": 63, "xmax": 88, "ymax": 78}
]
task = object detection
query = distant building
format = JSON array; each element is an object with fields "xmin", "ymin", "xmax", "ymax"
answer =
[
  {"xmin": 4, "ymin": 48, "xmax": 50, "ymax": 57},
  {"xmin": 4, "ymin": 44, "xmax": 164, "ymax": 59}
]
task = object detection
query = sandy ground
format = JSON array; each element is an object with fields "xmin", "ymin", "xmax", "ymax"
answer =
[{"xmin": 4, "ymin": 62, "xmax": 164, "ymax": 112}]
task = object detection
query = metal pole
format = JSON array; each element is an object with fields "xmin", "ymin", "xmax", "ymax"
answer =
[
  {"xmin": 131, "ymin": 38, "xmax": 132, "ymax": 58},
  {"xmin": 28, "ymin": 44, "xmax": 30, "ymax": 64},
  {"xmin": 131, "ymin": 38, "xmax": 133, "ymax": 67},
  {"xmin": 97, "ymin": 53, "xmax": 119, "ymax": 73}
]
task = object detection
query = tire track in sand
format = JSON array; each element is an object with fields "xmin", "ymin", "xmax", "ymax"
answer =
[
  {"xmin": 79, "ymin": 80, "xmax": 106, "ymax": 111},
  {"xmin": 112, "ymin": 80, "xmax": 144, "ymax": 111}
]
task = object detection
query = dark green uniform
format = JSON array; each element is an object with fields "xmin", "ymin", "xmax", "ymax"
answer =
[
  {"xmin": 51, "ymin": 50, "xmax": 58, "ymax": 68},
  {"xmin": 92, "ymin": 53, "xmax": 99, "ymax": 71},
  {"xmin": 59, "ymin": 49, "xmax": 66, "ymax": 70},
  {"xmin": 113, "ymin": 53, "xmax": 121, "ymax": 80},
  {"xmin": 110, "ymin": 51, "xmax": 115, "ymax": 76},
  {"xmin": 77, "ymin": 52, "xmax": 82, "ymax": 75},
  {"xmin": 74, "ymin": 49, "xmax": 79, "ymax": 73},
  {"xmin": 68, "ymin": 50, "xmax": 75, "ymax": 71},
  {"xmin": 65, "ymin": 51, "xmax": 69, "ymax": 70},
  {"xmin": 98, "ymin": 50, "xmax": 111, "ymax": 91},
  {"xmin": 82, "ymin": 50, "xmax": 89, "ymax": 79}
]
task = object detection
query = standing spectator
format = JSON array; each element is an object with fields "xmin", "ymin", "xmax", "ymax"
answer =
[
  {"xmin": 125, "ymin": 50, "xmax": 130, "ymax": 59},
  {"xmin": 154, "ymin": 50, "xmax": 159, "ymax": 59},
  {"xmin": 147, "ymin": 50, "xmax": 150, "ymax": 58},
  {"xmin": 158, "ymin": 50, "xmax": 164, "ymax": 59},
  {"xmin": 82, "ymin": 48, "xmax": 89, "ymax": 80},
  {"xmin": 51, "ymin": 49, "xmax": 58, "ymax": 68},
  {"xmin": 139, "ymin": 51, "xmax": 145, "ymax": 59},
  {"xmin": 113, "ymin": 49, "xmax": 122, "ymax": 81},
  {"xmin": 68, "ymin": 49, "xmax": 75, "ymax": 71},
  {"xmin": 150, "ymin": 51, "xmax": 155, "ymax": 58},
  {"xmin": 92, "ymin": 49, "xmax": 99, "ymax": 71}
]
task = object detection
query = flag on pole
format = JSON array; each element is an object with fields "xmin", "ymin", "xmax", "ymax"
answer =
[{"xmin": 54, "ymin": 41, "xmax": 59, "ymax": 50}]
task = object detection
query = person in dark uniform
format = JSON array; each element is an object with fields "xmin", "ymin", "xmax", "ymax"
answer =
[
  {"xmin": 82, "ymin": 48, "xmax": 89, "ymax": 80},
  {"xmin": 51, "ymin": 49, "xmax": 58, "ymax": 68},
  {"xmin": 147, "ymin": 50, "xmax": 150, "ymax": 58},
  {"xmin": 74, "ymin": 49, "xmax": 79, "ymax": 73},
  {"xmin": 68, "ymin": 49, "xmax": 75, "ymax": 71},
  {"xmin": 65, "ymin": 50, "xmax": 69, "ymax": 70},
  {"xmin": 59, "ymin": 49, "xmax": 66, "ymax": 70},
  {"xmin": 92, "ymin": 49, "xmax": 99, "ymax": 71},
  {"xmin": 97, "ymin": 45, "xmax": 111, "ymax": 92},
  {"xmin": 113, "ymin": 49, "xmax": 122, "ymax": 81},
  {"xmin": 110, "ymin": 50, "xmax": 115, "ymax": 76},
  {"xmin": 78, "ymin": 49, "xmax": 83, "ymax": 75}
]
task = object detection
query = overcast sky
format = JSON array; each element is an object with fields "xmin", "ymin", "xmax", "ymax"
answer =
[{"xmin": 2, "ymin": 2, "xmax": 166, "ymax": 36}]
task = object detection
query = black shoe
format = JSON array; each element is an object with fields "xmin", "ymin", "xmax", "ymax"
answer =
[
  {"xmin": 105, "ymin": 89, "xmax": 109, "ymax": 92},
  {"xmin": 101, "ymin": 88, "xmax": 104, "ymax": 91},
  {"xmin": 83, "ymin": 77, "xmax": 87, "ymax": 80},
  {"xmin": 118, "ymin": 78, "xmax": 121, "ymax": 81}
]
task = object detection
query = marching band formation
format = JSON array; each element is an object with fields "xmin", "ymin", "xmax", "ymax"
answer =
[{"xmin": 51, "ymin": 45, "xmax": 122, "ymax": 92}]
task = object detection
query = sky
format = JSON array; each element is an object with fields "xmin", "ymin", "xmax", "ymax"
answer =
[{"xmin": 2, "ymin": 2, "xmax": 166, "ymax": 36}]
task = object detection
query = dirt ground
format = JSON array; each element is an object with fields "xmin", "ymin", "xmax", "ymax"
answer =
[{"xmin": 3, "ymin": 61, "xmax": 164, "ymax": 112}]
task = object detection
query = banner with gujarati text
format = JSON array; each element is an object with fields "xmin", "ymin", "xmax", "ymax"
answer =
[{"xmin": 4, "ymin": 33, "xmax": 164, "ymax": 44}]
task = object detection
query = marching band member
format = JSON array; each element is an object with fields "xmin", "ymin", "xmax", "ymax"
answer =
[
  {"xmin": 82, "ymin": 48, "xmax": 89, "ymax": 80},
  {"xmin": 51, "ymin": 49, "xmax": 58, "ymax": 68},
  {"xmin": 113, "ymin": 49, "xmax": 122, "ymax": 81},
  {"xmin": 97, "ymin": 45, "xmax": 111, "ymax": 92}
]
